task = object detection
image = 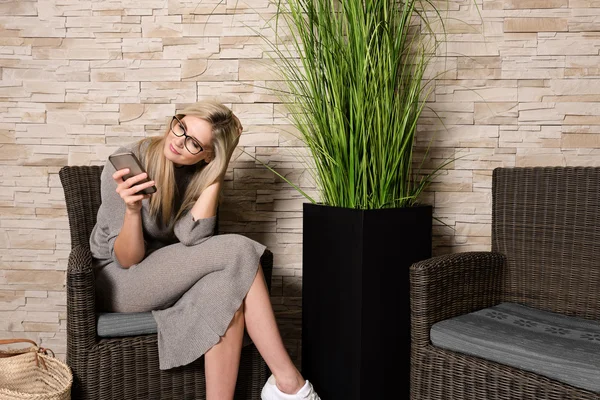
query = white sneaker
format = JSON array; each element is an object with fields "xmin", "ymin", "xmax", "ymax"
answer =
[{"xmin": 261, "ymin": 374, "xmax": 321, "ymax": 400}]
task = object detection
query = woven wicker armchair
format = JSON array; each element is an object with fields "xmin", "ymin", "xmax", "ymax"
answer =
[
  {"xmin": 59, "ymin": 165, "xmax": 272, "ymax": 400},
  {"xmin": 410, "ymin": 166, "xmax": 600, "ymax": 400}
]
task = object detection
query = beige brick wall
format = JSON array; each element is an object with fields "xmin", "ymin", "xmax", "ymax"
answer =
[{"xmin": 1, "ymin": 0, "xmax": 599, "ymax": 365}]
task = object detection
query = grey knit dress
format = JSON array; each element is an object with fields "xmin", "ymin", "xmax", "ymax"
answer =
[{"xmin": 89, "ymin": 144, "xmax": 267, "ymax": 370}]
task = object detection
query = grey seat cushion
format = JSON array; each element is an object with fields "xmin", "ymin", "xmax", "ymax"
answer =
[
  {"xmin": 97, "ymin": 312, "xmax": 253, "ymax": 347},
  {"xmin": 431, "ymin": 302, "xmax": 600, "ymax": 393},
  {"xmin": 97, "ymin": 312, "xmax": 158, "ymax": 337}
]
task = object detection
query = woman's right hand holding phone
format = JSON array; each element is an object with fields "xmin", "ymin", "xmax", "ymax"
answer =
[{"xmin": 112, "ymin": 169, "xmax": 155, "ymax": 213}]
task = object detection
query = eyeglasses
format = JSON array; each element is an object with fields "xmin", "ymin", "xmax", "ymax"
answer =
[{"xmin": 170, "ymin": 115, "xmax": 209, "ymax": 155}]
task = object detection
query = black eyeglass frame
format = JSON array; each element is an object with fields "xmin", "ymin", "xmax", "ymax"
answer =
[{"xmin": 169, "ymin": 115, "xmax": 211, "ymax": 155}]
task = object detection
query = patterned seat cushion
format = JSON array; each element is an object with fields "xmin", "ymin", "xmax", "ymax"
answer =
[{"xmin": 431, "ymin": 302, "xmax": 600, "ymax": 393}]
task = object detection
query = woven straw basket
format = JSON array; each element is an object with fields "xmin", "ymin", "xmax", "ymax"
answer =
[{"xmin": 0, "ymin": 339, "xmax": 72, "ymax": 400}]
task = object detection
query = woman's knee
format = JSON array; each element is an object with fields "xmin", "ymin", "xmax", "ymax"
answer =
[
  {"xmin": 227, "ymin": 234, "xmax": 256, "ymax": 251},
  {"xmin": 221, "ymin": 235, "xmax": 260, "ymax": 266}
]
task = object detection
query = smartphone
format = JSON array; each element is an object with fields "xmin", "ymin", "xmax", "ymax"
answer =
[{"xmin": 108, "ymin": 151, "xmax": 157, "ymax": 194}]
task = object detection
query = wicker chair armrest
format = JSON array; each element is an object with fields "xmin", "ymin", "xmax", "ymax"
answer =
[
  {"xmin": 410, "ymin": 251, "xmax": 506, "ymax": 347},
  {"xmin": 66, "ymin": 245, "xmax": 98, "ymax": 357},
  {"xmin": 67, "ymin": 244, "xmax": 94, "ymax": 274}
]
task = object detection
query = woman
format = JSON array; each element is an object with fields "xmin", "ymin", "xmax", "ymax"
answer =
[{"xmin": 89, "ymin": 100, "xmax": 321, "ymax": 400}]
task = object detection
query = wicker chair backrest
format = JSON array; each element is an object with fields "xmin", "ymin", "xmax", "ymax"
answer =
[
  {"xmin": 59, "ymin": 165, "xmax": 104, "ymax": 250},
  {"xmin": 491, "ymin": 166, "xmax": 600, "ymax": 320}
]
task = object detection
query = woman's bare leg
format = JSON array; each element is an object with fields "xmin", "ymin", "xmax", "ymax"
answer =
[
  {"xmin": 244, "ymin": 264, "xmax": 305, "ymax": 394},
  {"xmin": 204, "ymin": 305, "xmax": 245, "ymax": 400}
]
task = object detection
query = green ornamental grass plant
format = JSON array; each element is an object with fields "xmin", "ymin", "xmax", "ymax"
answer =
[{"xmin": 257, "ymin": 0, "xmax": 451, "ymax": 209}]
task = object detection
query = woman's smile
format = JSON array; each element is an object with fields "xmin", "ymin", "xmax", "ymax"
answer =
[{"xmin": 169, "ymin": 143, "xmax": 181, "ymax": 155}]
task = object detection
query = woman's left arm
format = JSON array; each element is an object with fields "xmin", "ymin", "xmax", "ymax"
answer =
[
  {"xmin": 187, "ymin": 120, "xmax": 241, "ymax": 222},
  {"xmin": 173, "ymin": 179, "xmax": 221, "ymax": 246},
  {"xmin": 174, "ymin": 118, "xmax": 242, "ymax": 244},
  {"xmin": 189, "ymin": 180, "xmax": 220, "ymax": 221}
]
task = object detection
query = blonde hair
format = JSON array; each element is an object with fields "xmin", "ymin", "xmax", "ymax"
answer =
[{"xmin": 135, "ymin": 100, "xmax": 241, "ymax": 226}]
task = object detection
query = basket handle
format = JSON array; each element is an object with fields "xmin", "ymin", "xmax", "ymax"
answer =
[
  {"xmin": 0, "ymin": 338, "xmax": 38, "ymax": 347},
  {"xmin": 0, "ymin": 338, "xmax": 50, "ymax": 370},
  {"xmin": 0, "ymin": 339, "xmax": 55, "ymax": 357}
]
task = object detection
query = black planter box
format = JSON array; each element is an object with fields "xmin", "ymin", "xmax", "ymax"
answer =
[{"xmin": 301, "ymin": 203, "xmax": 432, "ymax": 400}]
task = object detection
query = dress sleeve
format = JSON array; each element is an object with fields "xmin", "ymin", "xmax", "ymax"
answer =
[
  {"xmin": 173, "ymin": 212, "xmax": 216, "ymax": 246},
  {"xmin": 97, "ymin": 151, "xmax": 127, "ymax": 265}
]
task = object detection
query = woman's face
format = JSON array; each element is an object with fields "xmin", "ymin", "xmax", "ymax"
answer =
[{"xmin": 164, "ymin": 115, "xmax": 214, "ymax": 167}]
